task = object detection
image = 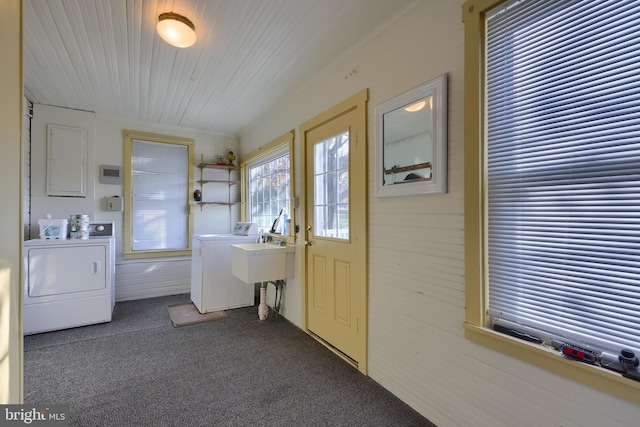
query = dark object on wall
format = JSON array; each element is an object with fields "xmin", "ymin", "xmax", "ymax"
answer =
[
  {"xmin": 619, "ymin": 349, "xmax": 640, "ymax": 381},
  {"xmin": 194, "ymin": 189, "xmax": 202, "ymax": 202},
  {"xmin": 404, "ymin": 172, "xmax": 422, "ymax": 181},
  {"xmin": 493, "ymin": 323, "xmax": 542, "ymax": 344},
  {"xmin": 226, "ymin": 150, "xmax": 236, "ymax": 166},
  {"xmin": 270, "ymin": 209, "xmax": 283, "ymax": 233}
]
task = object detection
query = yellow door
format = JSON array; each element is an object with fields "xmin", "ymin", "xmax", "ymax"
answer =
[{"xmin": 302, "ymin": 91, "xmax": 367, "ymax": 373}]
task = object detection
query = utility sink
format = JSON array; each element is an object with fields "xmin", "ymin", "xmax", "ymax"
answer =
[{"xmin": 231, "ymin": 243, "xmax": 295, "ymax": 284}]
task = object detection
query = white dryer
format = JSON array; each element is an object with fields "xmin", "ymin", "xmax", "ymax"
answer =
[
  {"xmin": 191, "ymin": 222, "xmax": 258, "ymax": 314},
  {"xmin": 23, "ymin": 222, "xmax": 116, "ymax": 335}
]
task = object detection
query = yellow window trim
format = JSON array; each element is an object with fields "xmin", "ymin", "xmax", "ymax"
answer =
[
  {"xmin": 240, "ymin": 130, "xmax": 296, "ymax": 243},
  {"xmin": 462, "ymin": 0, "xmax": 640, "ymax": 405},
  {"xmin": 122, "ymin": 130, "xmax": 194, "ymax": 259}
]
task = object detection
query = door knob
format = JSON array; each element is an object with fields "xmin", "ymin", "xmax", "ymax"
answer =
[{"xmin": 305, "ymin": 225, "xmax": 313, "ymax": 246}]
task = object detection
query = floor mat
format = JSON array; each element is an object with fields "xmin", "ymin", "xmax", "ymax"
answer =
[{"xmin": 167, "ymin": 302, "xmax": 229, "ymax": 327}]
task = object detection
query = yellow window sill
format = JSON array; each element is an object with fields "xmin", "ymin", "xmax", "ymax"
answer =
[
  {"xmin": 464, "ymin": 323, "xmax": 640, "ymax": 406},
  {"xmin": 123, "ymin": 249, "xmax": 192, "ymax": 259}
]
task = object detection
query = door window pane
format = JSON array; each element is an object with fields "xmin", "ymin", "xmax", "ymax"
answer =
[{"xmin": 314, "ymin": 131, "xmax": 349, "ymax": 239}]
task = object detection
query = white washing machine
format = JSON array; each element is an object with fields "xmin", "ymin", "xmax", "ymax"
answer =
[
  {"xmin": 191, "ymin": 222, "xmax": 258, "ymax": 314},
  {"xmin": 23, "ymin": 222, "xmax": 116, "ymax": 335}
]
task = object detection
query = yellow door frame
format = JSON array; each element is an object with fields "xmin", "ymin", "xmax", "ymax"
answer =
[{"xmin": 299, "ymin": 89, "xmax": 368, "ymax": 374}]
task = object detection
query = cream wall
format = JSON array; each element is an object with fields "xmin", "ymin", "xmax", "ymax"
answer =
[
  {"xmin": 93, "ymin": 115, "xmax": 240, "ymax": 301},
  {"xmin": 240, "ymin": 1, "xmax": 640, "ymax": 426},
  {"xmin": 93, "ymin": 115, "xmax": 239, "ymax": 240},
  {"xmin": 26, "ymin": 109, "xmax": 240, "ymax": 301},
  {"xmin": 28, "ymin": 104, "xmax": 97, "ymax": 237},
  {"xmin": 0, "ymin": 0, "xmax": 23, "ymax": 404}
]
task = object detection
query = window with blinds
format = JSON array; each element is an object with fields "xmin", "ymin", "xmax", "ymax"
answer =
[
  {"xmin": 486, "ymin": 0, "xmax": 640, "ymax": 354},
  {"xmin": 123, "ymin": 130, "xmax": 194, "ymax": 258},
  {"xmin": 131, "ymin": 139, "xmax": 189, "ymax": 251}
]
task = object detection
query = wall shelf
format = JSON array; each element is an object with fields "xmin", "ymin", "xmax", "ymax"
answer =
[
  {"xmin": 196, "ymin": 159, "xmax": 241, "ymax": 231},
  {"xmin": 383, "ymin": 161, "xmax": 431, "ymax": 175},
  {"xmin": 197, "ymin": 162, "xmax": 239, "ymax": 170},
  {"xmin": 197, "ymin": 179, "xmax": 241, "ymax": 185},
  {"xmin": 198, "ymin": 201, "xmax": 240, "ymax": 206}
]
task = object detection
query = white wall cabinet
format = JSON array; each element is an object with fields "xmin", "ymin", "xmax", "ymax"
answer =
[{"xmin": 47, "ymin": 124, "xmax": 87, "ymax": 197}]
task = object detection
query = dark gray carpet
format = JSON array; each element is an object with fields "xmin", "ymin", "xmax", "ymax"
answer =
[{"xmin": 24, "ymin": 294, "xmax": 436, "ymax": 427}]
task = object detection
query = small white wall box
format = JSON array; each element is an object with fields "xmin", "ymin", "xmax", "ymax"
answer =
[
  {"xmin": 107, "ymin": 196, "xmax": 123, "ymax": 211},
  {"xmin": 100, "ymin": 165, "xmax": 122, "ymax": 185}
]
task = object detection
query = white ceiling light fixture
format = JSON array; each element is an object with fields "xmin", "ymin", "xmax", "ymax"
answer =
[
  {"xmin": 157, "ymin": 12, "xmax": 197, "ymax": 48},
  {"xmin": 404, "ymin": 100, "xmax": 426, "ymax": 112}
]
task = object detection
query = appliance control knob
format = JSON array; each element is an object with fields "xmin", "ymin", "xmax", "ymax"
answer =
[{"xmin": 96, "ymin": 225, "xmax": 105, "ymax": 232}]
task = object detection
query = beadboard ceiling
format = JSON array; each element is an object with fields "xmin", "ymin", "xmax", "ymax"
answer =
[{"xmin": 24, "ymin": 0, "xmax": 413, "ymax": 134}]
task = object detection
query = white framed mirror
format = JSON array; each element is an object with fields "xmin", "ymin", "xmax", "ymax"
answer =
[{"xmin": 374, "ymin": 74, "xmax": 447, "ymax": 197}]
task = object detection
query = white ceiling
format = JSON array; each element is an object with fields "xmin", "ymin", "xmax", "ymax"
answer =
[{"xmin": 24, "ymin": 0, "xmax": 414, "ymax": 134}]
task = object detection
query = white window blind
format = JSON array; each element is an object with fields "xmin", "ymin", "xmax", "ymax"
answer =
[
  {"xmin": 486, "ymin": 0, "xmax": 640, "ymax": 354},
  {"xmin": 131, "ymin": 139, "xmax": 189, "ymax": 251}
]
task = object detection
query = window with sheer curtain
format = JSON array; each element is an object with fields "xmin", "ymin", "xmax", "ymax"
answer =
[
  {"xmin": 246, "ymin": 149, "xmax": 290, "ymax": 230},
  {"xmin": 241, "ymin": 130, "xmax": 295, "ymax": 238},
  {"xmin": 123, "ymin": 131, "xmax": 194, "ymax": 258}
]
